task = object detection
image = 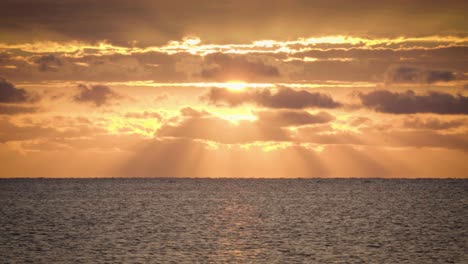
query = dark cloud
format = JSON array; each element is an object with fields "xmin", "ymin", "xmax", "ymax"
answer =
[
  {"xmin": 34, "ymin": 55, "xmax": 62, "ymax": 72},
  {"xmin": 0, "ymin": 77, "xmax": 39, "ymax": 115},
  {"xmin": 73, "ymin": 84, "xmax": 120, "ymax": 107},
  {"xmin": 359, "ymin": 90, "xmax": 468, "ymax": 114},
  {"xmin": 0, "ymin": 77, "xmax": 36, "ymax": 103},
  {"xmin": 202, "ymin": 87, "xmax": 341, "ymax": 109},
  {"xmin": 384, "ymin": 65, "xmax": 456, "ymax": 84},
  {"xmin": 0, "ymin": 51, "xmax": 185, "ymax": 83},
  {"xmin": 0, "ymin": 105, "xmax": 38, "ymax": 115},
  {"xmin": 285, "ymin": 47, "xmax": 468, "ymax": 83},
  {"xmin": 1, "ymin": 44, "xmax": 466, "ymax": 84},
  {"xmin": 0, "ymin": 0, "xmax": 466, "ymax": 46},
  {"xmin": 200, "ymin": 53, "xmax": 279, "ymax": 81}
]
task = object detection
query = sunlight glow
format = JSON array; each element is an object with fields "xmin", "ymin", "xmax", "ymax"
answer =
[
  {"xmin": 224, "ymin": 81, "xmax": 248, "ymax": 91},
  {"xmin": 2, "ymin": 36, "xmax": 466, "ymax": 57},
  {"xmin": 218, "ymin": 113, "xmax": 257, "ymax": 123}
]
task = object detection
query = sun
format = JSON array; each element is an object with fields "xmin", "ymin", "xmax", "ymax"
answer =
[{"xmin": 224, "ymin": 80, "xmax": 248, "ymax": 91}]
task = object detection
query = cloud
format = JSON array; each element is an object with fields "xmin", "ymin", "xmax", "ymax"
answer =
[
  {"xmin": 402, "ymin": 117, "xmax": 466, "ymax": 130},
  {"xmin": 157, "ymin": 108, "xmax": 290, "ymax": 144},
  {"xmin": 384, "ymin": 65, "xmax": 456, "ymax": 84},
  {"xmin": 154, "ymin": 93, "xmax": 168, "ymax": 102},
  {"xmin": 124, "ymin": 111, "xmax": 162, "ymax": 120},
  {"xmin": 156, "ymin": 108, "xmax": 335, "ymax": 144},
  {"xmin": 0, "ymin": 77, "xmax": 37, "ymax": 103},
  {"xmin": 180, "ymin": 107, "xmax": 209, "ymax": 117},
  {"xmin": 0, "ymin": 105, "xmax": 38, "ymax": 115},
  {"xmin": 200, "ymin": 53, "xmax": 279, "ymax": 81},
  {"xmin": 1, "ymin": 40, "xmax": 467, "ymax": 84},
  {"xmin": 73, "ymin": 84, "xmax": 120, "ymax": 107},
  {"xmin": 292, "ymin": 46, "xmax": 468, "ymax": 62},
  {"xmin": 358, "ymin": 90, "xmax": 468, "ymax": 114},
  {"xmin": 0, "ymin": 110, "xmax": 467, "ymax": 178},
  {"xmin": 256, "ymin": 110, "xmax": 334, "ymax": 127},
  {"xmin": 0, "ymin": 117, "xmax": 106, "ymax": 144},
  {"xmin": 0, "ymin": 0, "xmax": 466, "ymax": 46},
  {"xmin": 202, "ymin": 87, "xmax": 341, "ymax": 109},
  {"xmin": 348, "ymin": 117, "xmax": 372, "ymax": 127},
  {"xmin": 295, "ymin": 125, "xmax": 468, "ymax": 151},
  {"xmin": 34, "ymin": 54, "xmax": 62, "ymax": 72}
]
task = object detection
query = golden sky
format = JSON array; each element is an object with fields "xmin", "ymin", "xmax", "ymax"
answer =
[{"xmin": 0, "ymin": 0, "xmax": 467, "ymax": 177}]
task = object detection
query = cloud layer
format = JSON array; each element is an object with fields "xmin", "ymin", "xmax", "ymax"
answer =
[
  {"xmin": 200, "ymin": 53, "xmax": 280, "ymax": 81},
  {"xmin": 74, "ymin": 84, "xmax": 120, "ymax": 107},
  {"xmin": 1, "ymin": 0, "xmax": 466, "ymax": 45},
  {"xmin": 0, "ymin": 1, "xmax": 467, "ymax": 178},
  {"xmin": 0, "ymin": 77, "xmax": 34, "ymax": 103},
  {"xmin": 384, "ymin": 66, "xmax": 456, "ymax": 84},
  {"xmin": 359, "ymin": 90, "xmax": 468, "ymax": 114},
  {"xmin": 203, "ymin": 87, "xmax": 341, "ymax": 109}
]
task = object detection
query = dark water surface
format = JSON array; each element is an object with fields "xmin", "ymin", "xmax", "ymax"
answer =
[{"xmin": 0, "ymin": 179, "xmax": 466, "ymax": 263}]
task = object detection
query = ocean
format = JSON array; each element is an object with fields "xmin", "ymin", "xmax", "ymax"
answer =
[{"xmin": 0, "ymin": 178, "xmax": 466, "ymax": 263}]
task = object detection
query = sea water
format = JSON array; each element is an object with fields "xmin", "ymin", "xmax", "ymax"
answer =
[{"xmin": 0, "ymin": 178, "xmax": 466, "ymax": 263}]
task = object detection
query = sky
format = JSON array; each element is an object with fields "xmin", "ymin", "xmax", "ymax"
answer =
[{"xmin": 0, "ymin": 0, "xmax": 467, "ymax": 178}]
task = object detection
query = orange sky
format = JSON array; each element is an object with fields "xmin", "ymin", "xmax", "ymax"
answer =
[{"xmin": 0, "ymin": 0, "xmax": 467, "ymax": 178}]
